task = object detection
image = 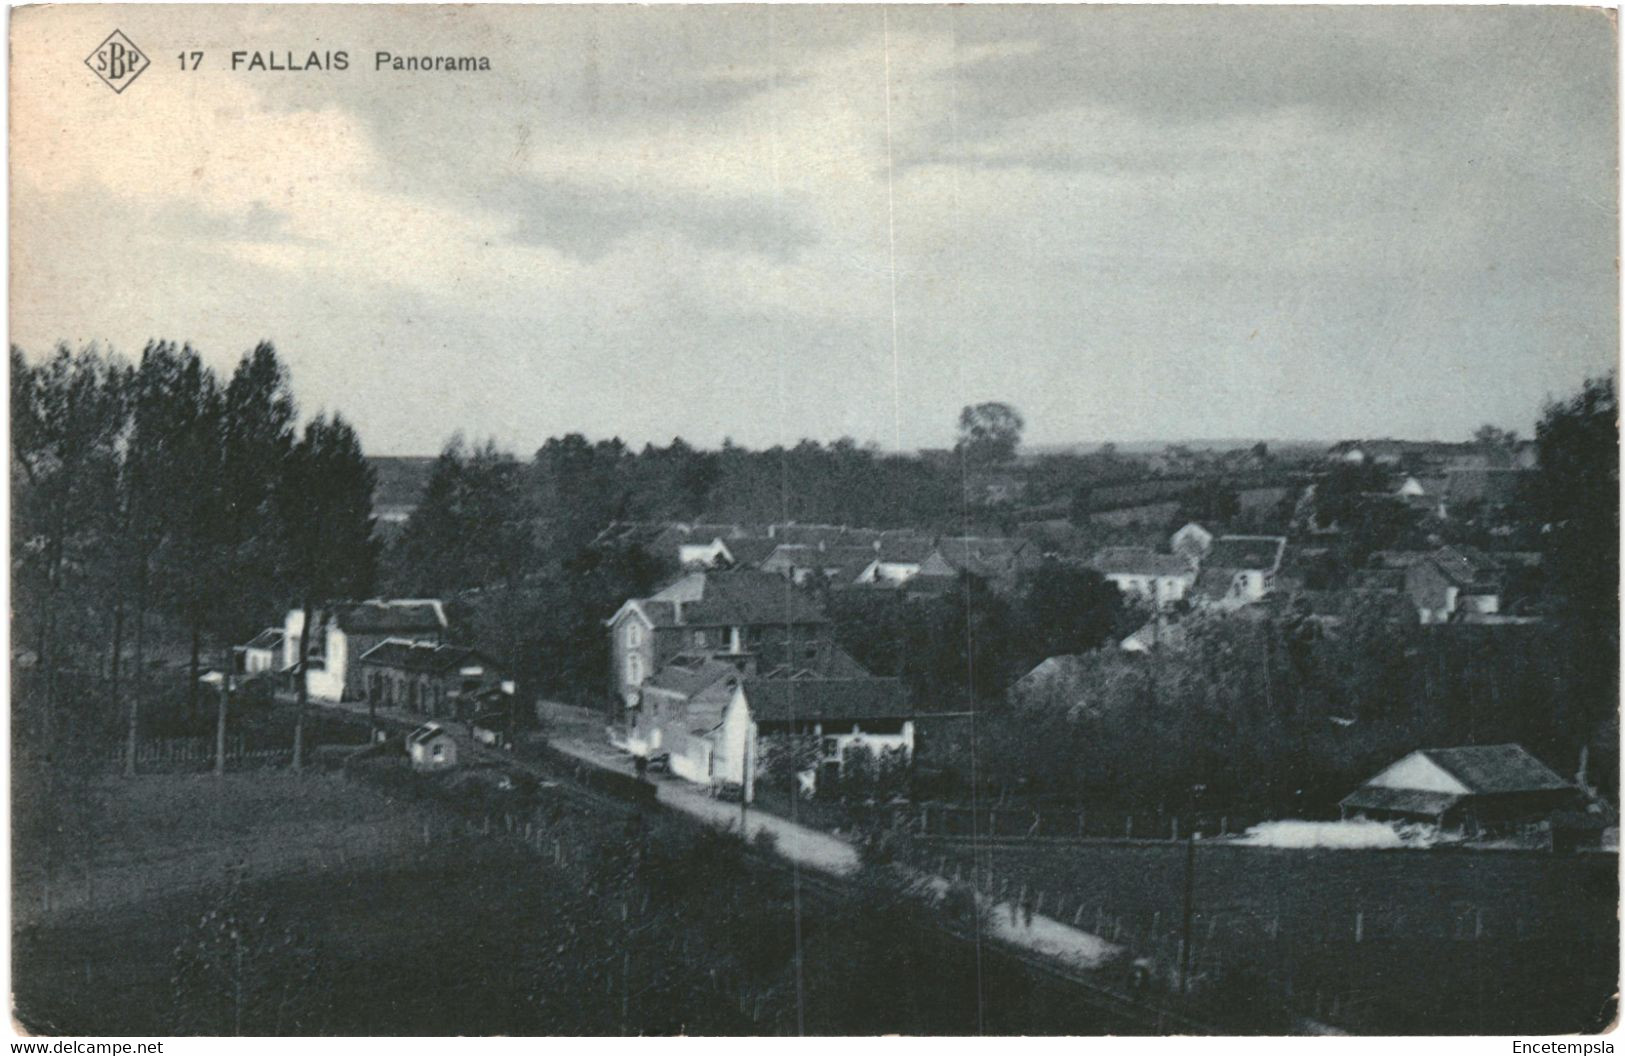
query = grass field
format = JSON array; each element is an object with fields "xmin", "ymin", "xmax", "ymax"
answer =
[
  {"xmin": 916, "ymin": 838, "xmax": 1618, "ymax": 1034},
  {"xmin": 13, "ymin": 765, "xmax": 1170, "ymax": 1036}
]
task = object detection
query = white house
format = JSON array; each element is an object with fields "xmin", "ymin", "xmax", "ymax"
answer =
[
  {"xmin": 283, "ymin": 599, "xmax": 448, "ymax": 702},
  {"xmin": 1190, "ymin": 535, "xmax": 1287, "ymax": 609},
  {"xmin": 1090, "ymin": 548, "xmax": 1197, "ymax": 607},
  {"xmin": 652, "ymin": 676, "xmax": 914, "ymax": 801},
  {"xmin": 406, "ymin": 723, "xmax": 457, "ymax": 771},
  {"xmin": 853, "ymin": 537, "xmax": 950, "ymax": 586}
]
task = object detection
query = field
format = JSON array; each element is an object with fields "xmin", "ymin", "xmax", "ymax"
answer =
[
  {"xmin": 916, "ymin": 838, "xmax": 1618, "ymax": 1034},
  {"xmin": 13, "ymin": 764, "xmax": 1166, "ymax": 1036}
]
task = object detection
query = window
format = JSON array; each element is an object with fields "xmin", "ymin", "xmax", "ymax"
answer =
[
  {"xmin": 627, "ymin": 654, "xmax": 644, "ymax": 685},
  {"xmin": 822, "ymin": 737, "xmax": 840, "ymax": 759},
  {"xmin": 432, "ymin": 743, "xmax": 445, "ymax": 761},
  {"xmin": 627, "ymin": 622, "xmax": 643, "ymax": 648},
  {"xmin": 692, "ymin": 630, "xmax": 707, "ymax": 649}
]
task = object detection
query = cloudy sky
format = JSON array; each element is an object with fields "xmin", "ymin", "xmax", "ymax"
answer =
[{"xmin": 11, "ymin": 5, "xmax": 1618, "ymax": 455}]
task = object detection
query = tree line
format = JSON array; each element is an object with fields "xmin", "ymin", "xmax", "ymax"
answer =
[{"xmin": 11, "ymin": 341, "xmax": 378, "ymax": 773}]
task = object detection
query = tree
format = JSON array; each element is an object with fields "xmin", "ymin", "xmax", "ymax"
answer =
[
  {"xmin": 955, "ymin": 402, "xmax": 1024, "ymax": 468},
  {"xmin": 1474, "ymin": 423, "xmax": 1520, "ymax": 449},
  {"xmin": 276, "ymin": 414, "xmax": 379, "ymax": 769},
  {"xmin": 1534, "ymin": 373, "xmax": 1618, "ymax": 766},
  {"xmin": 211, "ymin": 344, "xmax": 297, "ymax": 771}
]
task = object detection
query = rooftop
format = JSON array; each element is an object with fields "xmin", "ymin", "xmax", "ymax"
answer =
[
  {"xmin": 741, "ymin": 677, "xmax": 911, "ymax": 722},
  {"xmin": 1202, "ymin": 535, "xmax": 1286, "ymax": 572}
]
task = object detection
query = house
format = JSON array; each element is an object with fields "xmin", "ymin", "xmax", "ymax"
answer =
[
  {"xmin": 283, "ymin": 599, "xmax": 448, "ymax": 702},
  {"xmin": 241, "ymin": 628, "xmax": 284, "ymax": 675},
  {"xmin": 934, "ymin": 536, "xmax": 1038, "ymax": 589},
  {"xmin": 356, "ymin": 638, "xmax": 507, "ymax": 719},
  {"xmin": 406, "ymin": 723, "xmax": 457, "ymax": 771},
  {"xmin": 1090, "ymin": 547, "xmax": 1197, "ymax": 607},
  {"xmin": 1190, "ymin": 535, "xmax": 1286, "ymax": 609},
  {"xmin": 1405, "ymin": 546, "xmax": 1506, "ymax": 624},
  {"xmin": 605, "ymin": 569, "xmax": 834, "ymax": 718},
  {"xmin": 1339, "ymin": 744, "xmax": 1575, "ymax": 835},
  {"xmin": 760, "ymin": 544, "xmax": 881, "ymax": 587},
  {"xmin": 1170, "ymin": 522, "xmax": 1214, "ymax": 566},
  {"xmin": 853, "ymin": 536, "xmax": 952, "ymax": 587}
]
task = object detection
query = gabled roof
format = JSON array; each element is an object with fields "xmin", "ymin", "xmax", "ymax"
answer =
[
  {"xmin": 936, "ymin": 536, "xmax": 1030, "ymax": 573},
  {"xmin": 331, "ymin": 599, "xmax": 447, "ymax": 635},
  {"xmin": 721, "ymin": 537, "xmax": 780, "ymax": 568},
  {"xmin": 406, "ymin": 723, "xmax": 450, "ymax": 746},
  {"xmin": 1091, "ymin": 547, "xmax": 1194, "ymax": 578},
  {"xmin": 639, "ymin": 570, "xmax": 830, "ymax": 627},
  {"xmin": 740, "ymin": 677, "xmax": 912, "ymax": 722},
  {"xmin": 642, "ymin": 655, "xmax": 745, "ymax": 699},
  {"xmin": 244, "ymin": 627, "xmax": 285, "ymax": 650},
  {"xmin": 358, "ymin": 638, "xmax": 497, "ymax": 675},
  {"xmin": 1429, "ymin": 546, "xmax": 1504, "ymax": 589},
  {"xmin": 1202, "ymin": 536, "xmax": 1286, "ymax": 573},
  {"xmin": 1420, "ymin": 744, "xmax": 1571, "ymax": 795},
  {"xmin": 1339, "ymin": 786, "xmax": 1462, "ymax": 818}
]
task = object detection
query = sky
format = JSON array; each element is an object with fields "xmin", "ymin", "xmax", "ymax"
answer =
[{"xmin": 10, "ymin": 5, "xmax": 1619, "ymax": 456}]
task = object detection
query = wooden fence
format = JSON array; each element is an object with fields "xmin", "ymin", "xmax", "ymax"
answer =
[{"xmin": 95, "ymin": 736, "xmax": 294, "ymax": 774}]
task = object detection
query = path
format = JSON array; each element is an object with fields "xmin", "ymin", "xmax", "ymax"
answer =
[{"xmin": 317, "ymin": 696, "xmax": 1120, "ymax": 970}]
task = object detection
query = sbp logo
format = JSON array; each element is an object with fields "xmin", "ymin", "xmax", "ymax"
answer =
[{"xmin": 85, "ymin": 30, "xmax": 150, "ymax": 94}]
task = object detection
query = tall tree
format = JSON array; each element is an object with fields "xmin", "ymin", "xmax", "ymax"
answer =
[
  {"xmin": 277, "ymin": 414, "xmax": 379, "ymax": 770},
  {"xmin": 955, "ymin": 402, "xmax": 1025, "ymax": 468}
]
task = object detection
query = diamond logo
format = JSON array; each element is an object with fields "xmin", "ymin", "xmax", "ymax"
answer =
[{"xmin": 85, "ymin": 30, "xmax": 150, "ymax": 94}]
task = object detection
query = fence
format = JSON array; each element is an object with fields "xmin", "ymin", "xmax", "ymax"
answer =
[
  {"xmin": 93, "ymin": 736, "xmax": 295, "ymax": 774},
  {"xmin": 913, "ymin": 803, "xmax": 1269, "ymax": 842}
]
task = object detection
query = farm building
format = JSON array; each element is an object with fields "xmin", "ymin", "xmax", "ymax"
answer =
[
  {"xmin": 1340, "ymin": 744, "xmax": 1577, "ymax": 835},
  {"xmin": 406, "ymin": 723, "xmax": 457, "ymax": 771}
]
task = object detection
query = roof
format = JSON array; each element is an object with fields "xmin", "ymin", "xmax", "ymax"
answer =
[
  {"xmin": 1339, "ymin": 786, "xmax": 1462, "ymax": 818},
  {"xmin": 642, "ymin": 655, "xmax": 745, "ymax": 699},
  {"xmin": 1420, "ymin": 744, "xmax": 1572, "ymax": 795},
  {"xmin": 741, "ymin": 677, "xmax": 912, "ymax": 722},
  {"xmin": 721, "ymin": 537, "xmax": 780, "ymax": 568},
  {"xmin": 1092, "ymin": 547, "xmax": 1193, "ymax": 578},
  {"xmin": 331, "ymin": 599, "xmax": 447, "ymax": 635},
  {"xmin": 358, "ymin": 638, "xmax": 497, "ymax": 675},
  {"xmin": 763, "ymin": 544, "xmax": 880, "ymax": 573},
  {"xmin": 1202, "ymin": 535, "xmax": 1286, "ymax": 572},
  {"xmin": 1429, "ymin": 546, "xmax": 1504, "ymax": 589},
  {"xmin": 406, "ymin": 723, "xmax": 451, "ymax": 746},
  {"xmin": 244, "ymin": 627, "xmax": 285, "ymax": 650},
  {"xmin": 640, "ymin": 570, "xmax": 830, "ymax": 628},
  {"xmin": 936, "ymin": 536, "xmax": 1030, "ymax": 574}
]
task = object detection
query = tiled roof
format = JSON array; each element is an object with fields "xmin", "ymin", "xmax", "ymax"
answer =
[
  {"xmin": 722, "ymin": 537, "xmax": 780, "ymax": 568},
  {"xmin": 332, "ymin": 600, "xmax": 447, "ymax": 635},
  {"xmin": 645, "ymin": 570, "xmax": 829, "ymax": 627},
  {"xmin": 1192, "ymin": 568, "xmax": 1240, "ymax": 601},
  {"xmin": 1092, "ymin": 547, "xmax": 1193, "ymax": 578},
  {"xmin": 1421, "ymin": 744, "xmax": 1571, "ymax": 795},
  {"xmin": 1430, "ymin": 546, "xmax": 1503, "ymax": 589},
  {"xmin": 1202, "ymin": 536, "xmax": 1286, "ymax": 572},
  {"xmin": 741, "ymin": 677, "xmax": 911, "ymax": 722},
  {"xmin": 358, "ymin": 638, "xmax": 495, "ymax": 674},
  {"xmin": 642, "ymin": 655, "xmax": 744, "ymax": 699}
]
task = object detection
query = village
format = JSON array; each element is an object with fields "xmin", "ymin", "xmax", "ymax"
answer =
[{"xmin": 11, "ymin": 341, "xmax": 1619, "ymax": 1036}]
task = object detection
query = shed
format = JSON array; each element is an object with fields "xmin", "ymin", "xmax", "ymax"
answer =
[
  {"xmin": 407, "ymin": 723, "xmax": 457, "ymax": 771},
  {"xmin": 1340, "ymin": 744, "xmax": 1575, "ymax": 835}
]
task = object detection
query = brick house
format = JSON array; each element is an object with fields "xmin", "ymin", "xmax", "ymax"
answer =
[
  {"xmin": 356, "ymin": 638, "xmax": 506, "ymax": 719},
  {"xmin": 282, "ymin": 599, "xmax": 448, "ymax": 702},
  {"xmin": 604, "ymin": 569, "xmax": 833, "ymax": 721}
]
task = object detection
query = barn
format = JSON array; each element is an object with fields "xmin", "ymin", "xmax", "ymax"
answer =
[{"xmin": 1340, "ymin": 744, "xmax": 1576, "ymax": 836}]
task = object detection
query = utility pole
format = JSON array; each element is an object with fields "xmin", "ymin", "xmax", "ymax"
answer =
[{"xmin": 1179, "ymin": 831, "xmax": 1196, "ymax": 994}]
